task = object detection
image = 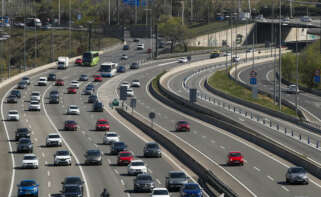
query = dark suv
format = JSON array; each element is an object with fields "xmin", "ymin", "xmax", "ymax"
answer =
[
  {"xmin": 49, "ymin": 95, "xmax": 59, "ymax": 104},
  {"xmin": 88, "ymin": 95, "xmax": 98, "ymax": 103},
  {"xmin": 134, "ymin": 173, "xmax": 155, "ymax": 192},
  {"xmin": 10, "ymin": 90, "xmax": 21, "ymax": 98},
  {"xmin": 93, "ymin": 102, "xmax": 103, "ymax": 112},
  {"xmin": 17, "ymin": 138, "xmax": 33, "ymax": 153},
  {"xmin": 15, "ymin": 128, "xmax": 31, "ymax": 141},
  {"xmin": 48, "ymin": 73, "xmax": 56, "ymax": 81},
  {"xmin": 61, "ymin": 176, "xmax": 84, "ymax": 194},
  {"xmin": 165, "ymin": 171, "xmax": 189, "ymax": 191},
  {"xmin": 110, "ymin": 142, "xmax": 127, "ymax": 155},
  {"xmin": 62, "ymin": 185, "xmax": 82, "ymax": 197},
  {"xmin": 143, "ymin": 142, "xmax": 162, "ymax": 158},
  {"xmin": 7, "ymin": 95, "xmax": 18, "ymax": 103}
]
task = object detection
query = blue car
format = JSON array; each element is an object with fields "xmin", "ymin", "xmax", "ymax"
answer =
[
  {"xmin": 17, "ymin": 180, "xmax": 39, "ymax": 197},
  {"xmin": 180, "ymin": 183, "xmax": 202, "ymax": 197},
  {"xmin": 117, "ymin": 65, "xmax": 126, "ymax": 73}
]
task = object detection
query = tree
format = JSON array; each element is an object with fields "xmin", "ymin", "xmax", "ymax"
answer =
[{"xmin": 158, "ymin": 16, "xmax": 191, "ymax": 52}]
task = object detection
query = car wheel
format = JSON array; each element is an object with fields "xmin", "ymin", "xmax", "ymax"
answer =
[
  {"xmin": 286, "ymin": 178, "xmax": 290, "ymax": 184},
  {"xmin": 99, "ymin": 161, "xmax": 102, "ymax": 165}
]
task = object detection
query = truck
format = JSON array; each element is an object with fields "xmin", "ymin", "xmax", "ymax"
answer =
[{"xmin": 57, "ymin": 57, "xmax": 69, "ymax": 69}]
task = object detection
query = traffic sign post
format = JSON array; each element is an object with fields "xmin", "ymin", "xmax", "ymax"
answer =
[
  {"xmin": 189, "ymin": 89, "xmax": 197, "ymax": 103},
  {"xmin": 250, "ymin": 77, "xmax": 257, "ymax": 85},
  {"xmin": 314, "ymin": 69, "xmax": 320, "ymax": 83},
  {"xmin": 149, "ymin": 112, "xmax": 156, "ymax": 128},
  {"xmin": 119, "ymin": 86, "xmax": 127, "ymax": 108},
  {"xmin": 130, "ymin": 98, "xmax": 136, "ymax": 113}
]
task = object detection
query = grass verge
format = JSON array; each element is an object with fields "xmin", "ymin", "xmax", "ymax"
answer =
[{"xmin": 208, "ymin": 70, "xmax": 298, "ymax": 117}]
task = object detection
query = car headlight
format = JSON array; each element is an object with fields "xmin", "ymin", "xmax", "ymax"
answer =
[{"xmin": 33, "ymin": 187, "xmax": 37, "ymax": 191}]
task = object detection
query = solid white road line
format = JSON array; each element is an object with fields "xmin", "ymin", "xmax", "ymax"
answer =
[
  {"xmin": 281, "ymin": 186, "xmax": 289, "ymax": 192},
  {"xmin": 253, "ymin": 166, "xmax": 261, "ymax": 172},
  {"xmin": 267, "ymin": 175, "xmax": 274, "ymax": 181}
]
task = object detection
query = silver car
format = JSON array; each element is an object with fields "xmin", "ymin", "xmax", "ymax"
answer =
[
  {"xmin": 84, "ymin": 150, "xmax": 102, "ymax": 165},
  {"xmin": 286, "ymin": 167, "xmax": 309, "ymax": 184}
]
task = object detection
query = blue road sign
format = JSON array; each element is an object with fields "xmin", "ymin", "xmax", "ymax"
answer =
[
  {"xmin": 314, "ymin": 75, "xmax": 320, "ymax": 83},
  {"xmin": 250, "ymin": 77, "xmax": 257, "ymax": 85}
]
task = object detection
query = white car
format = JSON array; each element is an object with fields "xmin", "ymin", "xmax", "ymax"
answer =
[
  {"xmin": 126, "ymin": 88, "xmax": 134, "ymax": 97},
  {"xmin": 223, "ymin": 52, "xmax": 231, "ymax": 56},
  {"xmin": 54, "ymin": 150, "xmax": 72, "ymax": 166},
  {"xmin": 178, "ymin": 57, "xmax": 188, "ymax": 63},
  {"xmin": 67, "ymin": 105, "xmax": 80, "ymax": 115},
  {"xmin": 137, "ymin": 43, "xmax": 144, "ymax": 50},
  {"xmin": 7, "ymin": 110, "xmax": 19, "ymax": 121},
  {"xmin": 29, "ymin": 100, "xmax": 41, "ymax": 111},
  {"xmin": 120, "ymin": 81, "xmax": 130, "ymax": 89},
  {"xmin": 22, "ymin": 154, "xmax": 39, "ymax": 169},
  {"xmin": 103, "ymin": 132, "xmax": 120, "ymax": 144},
  {"xmin": 46, "ymin": 133, "xmax": 62, "ymax": 147},
  {"xmin": 121, "ymin": 54, "xmax": 128, "ymax": 60},
  {"xmin": 301, "ymin": 16, "xmax": 312, "ymax": 23},
  {"xmin": 232, "ymin": 56, "xmax": 240, "ymax": 62},
  {"xmin": 38, "ymin": 77, "xmax": 48, "ymax": 86},
  {"xmin": 70, "ymin": 80, "xmax": 80, "ymax": 88},
  {"xmin": 287, "ymin": 84, "xmax": 300, "ymax": 94},
  {"xmin": 131, "ymin": 79, "xmax": 141, "ymax": 87},
  {"xmin": 128, "ymin": 160, "xmax": 147, "ymax": 175},
  {"xmin": 30, "ymin": 91, "xmax": 41, "ymax": 101},
  {"xmin": 151, "ymin": 188, "xmax": 170, "ymax": 197},
  {"xmin": 22, "ymin": 77, "xmax": 30, "ymax": 85}
]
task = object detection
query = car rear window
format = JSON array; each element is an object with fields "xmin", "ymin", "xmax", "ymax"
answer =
[
  {"xmin": 132, "ymin": 161, "xmax": 144, "ymax": 166},
  {"xmin": 48, "ymin": 135, "xmax": 60, "ymax": 138},
  {"xmin": 107, "ymin": 133, "xmax": 117, "ymax": 137},
  {"xmin": 230, "ymin": 152, "xmax": 241, "ymax": 157},
  {"xmin": 120, "ymin": 152, "xmax": 131, "ymax": 157},
  {"xmin": 170, "ymin": 172, "xmax": 186, "ymax": 178},
  {"xmin": 184, "ymin": 184, "xmax": 199, "ymax": 190},
  {"xmin": 20, "ymin": 181, "xmax": 36, "ymax": 186},
  {"xmin": 153, "ymin": 190, "xmax": 169, "ymax": 195}
]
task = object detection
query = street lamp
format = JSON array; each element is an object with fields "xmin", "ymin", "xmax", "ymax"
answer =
[{"xmin": 88, "ymin": 21, "xmax": 93, "ymax": 51}]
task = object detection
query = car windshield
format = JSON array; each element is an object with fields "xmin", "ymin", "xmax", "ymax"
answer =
[
  {"xmin": 137, "ymin": 175, "xmax": 152, "ymax": 181},
  {"xmin": 132, "ymin": 80, "xmax": 139, "ymax": 82},
  {"xmin": 230, "ymin": 152, "xmax": 241, "ymax": 157},
  {"xmin": 49, "ymin": 74, "xmax": 55, "ymax": 77},
  {"xmin": 98, "ymin": 120, "xmax": 108, "ymax": 124},
  {"xmin": 20, "ymin": 139, "xmax": 30, "ymax": 144},
  {"xmin": 153, "ymin": 190, "xmax": 169, "ymax": 195},
  {"xmin": 8, "ymin": 95, "xmax": 16, "ymax": 98},
  {"xmin": 65, "ymin": 177, "xmax": 82, "ymax": 185},
  {"xmin": 66, "ymin": 120, "xmax": 76, "ymax": 124},
  {"xmin": 64, "ymin": 186, "xmax": 81, "ymax": 193},
  {"xmin": 11, "ymin": 90, "xmax": 20, "ymax": 94},
  {"xmin": 81, "ymin": 75, "xmax": 87, "ymax": 77},
  {"xmin": 22, "ymin": 77, "xmax": 29, "ymax": 80},
  {"xmin": 70, "ymin": 106, "xmax": 78, "ymax": 109},
  {"xmin": 24, "ymin": 155, "xmax": 36, "ymax": 160},
  {"xmin": 30, "ymin": 101, "xmax": 39, "ymax": 104},
  {"xmin": 20, "ymin": 181, "xmax": 36, "ymax": 187},
  {"xmin": 72, "ymin": 81, "xmax": 78, "ymax": 84},
  {"xmin": 147, "ymin": 143, "xmax": 159, "ymax": 149},
  {"xmin": 86, "ymin": 86, "xmax": 93, "ymax": 90},
  {"xmin": 132, "ymin": 63, "xmax": 138, "ymax": 66},
  {"xmin": 87, "ymin": 150, "xmax": 100, "ymax": 156},
  {"xmin": 17, "ymin": 128, "xmax": 29, "ymax": 133},
  {"xmin": 48, "ymin": 135, "xmax": 60, "ymax": 138},
  {"xmin": 50, "ymin": 91, "xmax": 58, "ymax": 94},
  {"xmin": 178, "ymin": 121, "xmax": 188, "ymax": 124},
  {"xmin": 9, "ymin": 111, "xmax": 18, "ymax": 114},
  {"xmin": 184, "ymin": 184, "xmax": 199, "ymax": 190},
  {"xmin": 31, "ymin": 93, "xmax": 40, "ymax": 96},
  {"xmin": 120, "ymin": 152, "xmax": 131, "ymax": 157},
  {"xmin": 107, "ymin": 133, "xmax": 117, "ymax": 137},
  {"xmin": 56, "ymin": 151, "xmax": 70, "ymax": 156},
  {"xmin": 19, "ymin": 81, "xmax": 26, "ymax": 85},
  {"xmin": 39, "ymin": 78, "xmax": 46, "ymax": 81},
  {"xmin": 114, "ymin": 142, "xmax": 125, "ymax": 147},
  {"xmin": 291, "ymin": 167, "xmax": 305, "ymax": 173},
  {"xmin": 89, "ymin": 95, "xmax": 97, "ymax": 99},
  {"xmin": 170, "ymin": 172, "xmax": 186, "ymax": 178},
  {"xmin": 132, "ymin": 161, "xmax": 144, "ymax": 166}
]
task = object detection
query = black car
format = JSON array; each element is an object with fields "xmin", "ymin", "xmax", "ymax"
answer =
[
  {"xmin": 17, "ymin": 81, "xmax": 27, "ymax": 89},
  {"xmin": 117, "ymin": 66, "xmax": 126, "ymax": 73},
  {"xmin": 88, "ymin": 95, "xmax": 98, "ymax": 103},
  {"xmin": 7, "ymin": 95, "xmax": 18, "ymax": 103},
  {"xmin": 62, "ymin": 185, "xmax": 83, "ymax": 197},
  {"xmin": 49, "ymin": 90, "xmax": 59, "ymax": 97},
  {"xmin": 93, "ymin": 102, "xmax": 103, "ymax": 112},
  {"xmin": 61, "ymin": 176, "xmax": 84, "ymax": 194},
  {"xmin": 123, "ymin": 45, "xmax": 130, "ymax": 50},
  {"xmin": 110, "ymin": 142, "xmax": 127, "ymax": 155},
  {"xmin": 130, "ymin": 62, "xmax": 139, "ymax": 69},
  {"xmin": 143, "ymin": 142, "xmax": 162, "ymax": 158},
  {"xmin": 134, "ymin": 173, "xmax": 155, "ymax": 192},
  {"xmin": 10, "ymin": 90, "xmax": 21, "ymax": 98},
  {"xmin": 15, "ymin": 128, "xmax": 31, "ymax": 141},
  {"xmin": 17, "ymin": 138, "xmax": 33, "ymax": 153},
  {"xmin": 48, "ymin": 73, "xmax": 56, "ymax": 81},
  {"xmin": 49, "ymin": 95, "xmax": 59, "ymax": 104},
  {"xmin": 133, "ymin": 38, "xmax": 139, "ymax": 42}
]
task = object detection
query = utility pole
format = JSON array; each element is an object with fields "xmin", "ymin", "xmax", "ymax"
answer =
[
  {"xmin": 279, "ymin": 0, "xmax": 282, "ymax": 110},
  {"xmin": 69, "ymin": 0, "xmax": 71, "ymax": 57},
  {"xmin": 181, "ymin": 1, "xmax": 184, "ymax": 25},
  {"xmin": 23, "ymin": 0, "xmax": 26, "ymax": 71},
  {"xmin": 295, "ymin": 23, "xmax": 299, "ymax": 115},
  {"xmin": 191, "ymin": 0, "xmax": 193, "ymax": 22},
  {"xmin": 108, "ymin": 0, "xmax": 111, "ymax": 25},
  {"xmin": 58, "ymin": 0, "xmax": 61, "ymax": 25},
  {"xmin": 135, "ymin": 0, "xmax": 137, "ymax": 24},
  {"xmin": 290, "ymin": 0, "xmax": 293, "ymax": 18},
  {"xmin": 88, "ymin": 22, "xmax": 92, "ymax": 51}
]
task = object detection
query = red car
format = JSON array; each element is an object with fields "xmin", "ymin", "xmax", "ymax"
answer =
[
  {"xmin": 67, "ymin": 87, "xmax": 77, "ymax": 94},
  {"xmin": 64, "ymin": 120, "xmax": 79, "ymax": 131},
  {"xmin": 227, "ymin": 152, "xmax": 244, "ymax": 166},
  {"xmin": 75, "ymin": 58, "xmax": 83, "ymax": 66},
  {"xmin": 117, "ymin": 151, "xmax": 133, "ymax": 165},
  {"xmin": 96, "ymin": 119, "xmax": 110, "ymax": 131},
  {"xmin": 55, "ymin": 79, "xmax": 64, "ymax": 86},
  {"xmin": 94, "ymin": 74, "xmax": 103, "ymax": 82},
  {"xmin": 175, "ymin": 120, "xmax": 190, "ymax": 132}
]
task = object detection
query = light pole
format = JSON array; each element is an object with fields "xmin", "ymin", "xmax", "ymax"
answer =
[
  {"xmin": 108, "ymin": 0, "xmax": 111, "ymax": 25},
  {"xmin": 58, "ymin": 0, "xmax": 61, "ymax": 25},
  {"xmin": 278, "ymin": 0, "xmax": 282, "ymax": 110},
  {"xmin": 88, "ymin": 21, "xmax": 92, "ymax": 51},
  {"xmin": 69, "ymin": 0, "xmax": 71, "ymax": 57},
  {"xmin": 23, "ymin": 0, "xmax": 26, "ymax": 71},
  {"xmin": 295, "ymin": 23, "xmax": 299, "ymax": 115}
]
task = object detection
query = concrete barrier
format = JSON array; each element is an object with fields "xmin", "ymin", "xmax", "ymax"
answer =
[
  {"xmin": 153, "ymin": 72, "xmax": 321, "ymax": 184},
  {"xmin": 116, "ymin": 107, "xmax": 238, "ymax": 197}
]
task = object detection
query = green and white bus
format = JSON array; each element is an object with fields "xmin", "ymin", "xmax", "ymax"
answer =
[{"xmin": 82, "ymin": 51, "xmax": 100, "ymax": 66}]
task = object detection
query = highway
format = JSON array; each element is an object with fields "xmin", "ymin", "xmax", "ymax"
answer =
[
  {"xmin": 237, "ymin": 61, "xmax": 321, "ymax": 123},
  {"xmin": 0, "ymin": 38, "xmax": 194, "ymax": 197},
  {"xmin": 114, "ymin": 54, "xmax": 321, "ymax": 196}
]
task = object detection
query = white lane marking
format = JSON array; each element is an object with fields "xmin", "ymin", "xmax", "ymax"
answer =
[
  {"xmin": 127, "ymin": 193, "xmax": 130, "ymax": 197},
  {"xmin": 28, "ymin": 124, "xmax": 32, "ymax": 129},
  {"xmin": 26, "ymin": 119, "xmax": 29, "ymax": 123},
  {"xmin": 156, "ymin": 179, "xmax": 161, "ymax": 184},
  {"xmin": 45, "ymin": 161, "xmax": 48, "ymax": 165},
  {"xmin": 88, "ymin": 137, "xmax": 92, "ymax": 141},
  {"xmin": 42, "ymin": 84, "xmax": 91, "ymax": 197},
  {"xmin": 253, "ymin": 166, "xmax": 261, "ymax": 172},
  {"xmin": 47, "ymin": 171, "xmax": 50, "ymax": 177},
  {"xmin": 267, "ymin": 175, "xmax": 274, "ymax": 181},
  {"xmin": 148, "ymin": 168, "xmax": 153, "ymax": 173},
  {"xmin": 42, "ymin": 152, "xmax": 45, "ymax": 158},
  {"xmin": 243, "ymin": 159, "xmax": 248, "ymax": 163},
  {"xmin": 23, "ymin": 113, "xmax": 26, "ymax": 117},
  {"xmin": 281, "ymin": 186, "xmax": 289, "ymax": 192},
  {"xmin": 94, "ymin": 144, "xmax": 98, "ymax": 147},
  {"xmin": 220, "ymin": 145, "xmax": 225, "ymax": 150},
  {"xmin": 48, "ymin": 181, "xmax": 51, "ymax": 188},
  {"xmin": 34, "ymin": 138, "xmax": 38, "ymax": 142},
  {"xmin": 211, "ymin": 140, "xmax": 216, "ymax": 144},
  {"xmin": 114, "ymin": 169, "xmax": 119, "ymax": 174},
  {"xmin": 121, "ymin": 179, "xmax": 125, "ymax": 186},
  {"xmin": 202, "ymin": 135, "xmax": 206, "ymax": 139},
  {"xmin": 1, "ymin": 85, "xmax": 16, "ymax": 197},
  {"xmin": 107, "ymin": 159, "xmax": 111, "ymax": 164}
]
